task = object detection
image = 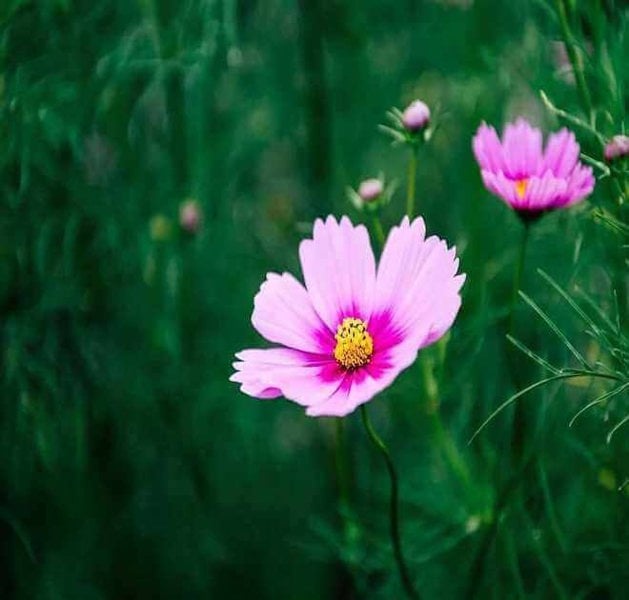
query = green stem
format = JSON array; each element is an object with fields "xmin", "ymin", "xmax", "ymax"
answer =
[
  {"xmin": 334, "ymin": 419, "xmax": 351, "ymax": 513},
  {"xmin": 420, "ymin": 353, "xmax": 471, "ymax": 488},
  {"xmin": 360, "ymin": 406, "xmax": 420, "ymax": 600},
  {"xmin": 334, "ymin": 419, "xmax": 360, "ymax": 580},
  {"xmin": 429, "ymin": 408, "xmax": 471, "ymax": 488},
  {"xmin": 508, "ymin": 222, "xmax": 531, "ymax": 335},
  {"xmin": 406, "ymin": 147, "xmax": 418, "ymax": 218},
  {"xmin": 465, "ymin": 452, "xmax": 537, "ymax": 598},
  {"xmin": 509, "ymin": 222, "xmax": 531, "ymax": 465},
  {"xmin": 370, "ymin": 214, "xmax": 386, "ymax": 249},
  {"xmin": 555, "ymin": 0, "xmax": 593, "ymax": 120}
]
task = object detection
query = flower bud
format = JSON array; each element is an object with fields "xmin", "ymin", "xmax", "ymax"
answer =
[
  {"xmin": 402, "ymin": 100, "xmax": 430, "ymax": 131},
  {"xmin": 179, "ymin": 199, "xmax": 203, "ymax": 234},
  {"xmin": 358, "ymin": 178, "xmax": 384, "ymax": 202},
  {"xmin": 604, "ymin": 135, "xmax": 629, "ymax": 162}
]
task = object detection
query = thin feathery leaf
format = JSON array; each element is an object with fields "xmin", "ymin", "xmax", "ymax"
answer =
[
  {"xmin": 540, "ymin": 90, "xmax": 605, "ymax": 143},
  {"xmin": 569, "ymin": 382, "xmax": 629, "ymax": 428},
  {"xmin": 592, "ymin": 208, "xmax": 629, "ymax": 236},
  {"xmin": 538, "ymin": 270, "xmax": 599, "ymax": 333},
  {"xmin": 507, "ymin": 334, "xmax": 560, "ymax": 374},
  {"xmin": 580, "ymin": 153, "xmax": 610, "ymax": 177},
  {"xmin": 377, "ymin": 124, "xmax": 405, "ymax": 142},
  {"xmin": 607, "ymin": 414, "xmax": 629, "ymax": 444},
  {"xmin": 519, "ymin": 291, "xmax": 590, "ymax": 369},
  {"xmin": 575, "ymin": 287, "xmax": 619, "ymax": 334},
  {"xmin": 469, "ymin": 371, "xmax": 622, "ymax": 443}
]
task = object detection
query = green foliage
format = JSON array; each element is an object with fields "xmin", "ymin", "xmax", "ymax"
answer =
[{"xmin": 1, "ymin": 0, "xmax": 627, "ymax": 598}]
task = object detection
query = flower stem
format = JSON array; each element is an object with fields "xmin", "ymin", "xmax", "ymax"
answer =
[
  {"xmin": 370, "ymin": 214, "xmax": 386, "ymax": 250},
  {"xmin": 555, "ymin": 0, "xmax": 593, "ymax": 120},
  {"xmin": 334, "ymin": 419, "xmax": 351, "ymax": 513},
  {"xmin": 406, "ymin": 147, "xmax": 418, "ymax": 218},
  {"xmin": 420, "ymin": 348, "xmax": 471, "ymax": 489},
  {"xmin": 508, "ymin": 222, "xmax": 531, "ymax": 336},
  {"xmin": 509, "ymin": 221, "xmax": 531, "ymax": 464},
  {"xmin": 359, "ymin": 405, "xmax": 420, "ymax": 600},
  {"xmin": 334, "ymin": 418, "xmax": 360, "ymax": 574}
]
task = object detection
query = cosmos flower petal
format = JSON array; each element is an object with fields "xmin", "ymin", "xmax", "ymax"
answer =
[
  {"xmin": 372, "ymin": 217, "xmax": 465, "ymax": 353},
  {"xmin": 299, "ymin": 216, "xmax": 376, "ymax": 329},
  {"xmin": 305, "ymin": 345, "xmax": 412, "ymax": 417},
  {"xmin": 252, "ymin": 272, "xmax": 332, "ymax": 354},
  {"xmin": 481, "ymin": 170, "xmax": 518, "ymax": 208},
  {"xmin": 231, "ymin": 348, "xmax": 343, "ymax": 407},
  {"xmin": 472, "ymin": 123, "xmax": 505, "ymax": 173},
  {"xmin": 522, "ymin": 172, "xmax": 567, "ymax": 211},
  {"xmin": 564, "ymin": 164, "xmax": 595, "ymax": 206},
  {"xmin": 542, "ymin": 129, "xmax": 579, "ymax": 178},
  {"xmin": 502, "ymin": 118, "xmax": 542, "ymax": 178}
]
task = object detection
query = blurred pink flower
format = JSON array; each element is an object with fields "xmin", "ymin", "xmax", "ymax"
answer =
[
  {"xmin": 473, "ymin": 118, "xmax": 594, "ymax": 219},
  {"xmin": 402, "ymin": 100, "xmax": 430, "ymax": 131},
  {"xmin": 231, "ymin": 216, "xmax": 464, "ymax": 417},
  {"xmin": 179, "ymin": 199, "xmax": 203, "ymax": 234},
  {"xmin": 358, "ymin": 178, "xmax": 384, "ymax": 202},
  {"xmin": 604, "ymin": 135, "xmax": 629, "ymax": 162}
]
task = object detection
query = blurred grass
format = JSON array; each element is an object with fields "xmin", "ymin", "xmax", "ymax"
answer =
[{"xmin": 1, "ymin": 0, "xmax": 628, "ymax": 598}]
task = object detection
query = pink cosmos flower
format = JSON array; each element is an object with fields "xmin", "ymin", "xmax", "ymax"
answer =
[
  {"xmin": 473, "ymin": 118, "xmax": 595, "ymax": 219},
  {"xmin": 179, "ymin": 199, "xmax": 203, "ymax": 234},
  {"xmin": 231, "ymin": 216, "xmax": 465, "ymax": 417}
]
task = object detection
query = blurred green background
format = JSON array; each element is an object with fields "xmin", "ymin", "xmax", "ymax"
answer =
[{"xmin": 1, "ymin": 0, "xmax": 628, "ymax": 598}]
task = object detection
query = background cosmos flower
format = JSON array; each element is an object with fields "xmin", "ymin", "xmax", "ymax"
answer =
[
  {"xmin": 402, "ymin": 99, "xmax": 431, "ymax": 131},
  {"xmin": 604, "ymin": 134, "xmax": 629, "ymax": 162},
  {"xmin": 358, "ymin": 178, "xmax": 384, "ymax": 202},
  {"xmin": 231, "ymin": 216, "xmax": 465, "ymax": 417},
  {"xmin": 472, "ymin": 117, "xmax": 595, "ymax": 219}
]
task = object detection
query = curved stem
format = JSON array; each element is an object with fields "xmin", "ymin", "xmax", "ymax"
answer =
[
  {"xmin": 406, "ymin": 147, "xmax": 418, "ymax": 218},
  {"xmin": 360, "ymin": 406, "xmax": 420, "ymax": 600}
]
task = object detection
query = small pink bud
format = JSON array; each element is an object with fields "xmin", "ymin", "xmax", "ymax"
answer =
[
  {"xmin": 179, "ymin": 199, "xmax": 202, "ymax": 234},
  {"xmin": 358, "ymin": 178, "xmax": 384, "ymax": 202},
  {"xmin": 402, "ymin": 100, "xmax": 430, "ymax": 131},
  {"xmin": 604, "ymin": 135, "xmax": 629, "ymax": 162}
]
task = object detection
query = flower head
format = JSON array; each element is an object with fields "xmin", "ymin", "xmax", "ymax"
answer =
[
  {"xmin": 604, "ymin": 135, "xmax": 629, "ymax": 162},
  {"xmin": 402, "ymin": 100, "xmax": 430, "ymax": 131},
  {"xmin": 472, "ymin": 118, "xmax": 594, "ymax": 220},
  {"xmin": 231, "ymin": 216, "xmax": 465, "ymax": 417},
  {"xmin": 179, "ymin": 199, "xmax": 203, "ymax": 234},
  {"xmin": 358, "ymin": 178, "xmax": 384, "ymax": 202}
]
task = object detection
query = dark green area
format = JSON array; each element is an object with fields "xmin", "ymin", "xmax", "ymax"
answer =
[{"xmin": 1, "ymin": 0, "xmax": 627, "ymax": 598}]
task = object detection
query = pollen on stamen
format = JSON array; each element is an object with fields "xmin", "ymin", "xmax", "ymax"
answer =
[
  {"xmin": 515, "ymin": 179, "xmax": 528, "ymax": 199},
  {"xmin": 334, "ymin": 317, "xmax": 374, "ymax": 370}
]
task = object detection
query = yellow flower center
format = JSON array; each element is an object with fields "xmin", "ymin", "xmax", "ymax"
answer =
[
  {"xmin": 334, "ymin": 317, "xmax": 373, "ymax": 370},
  {"xmin": 515, "ymin": 179, "xmax": 528, "ymax": 199}
]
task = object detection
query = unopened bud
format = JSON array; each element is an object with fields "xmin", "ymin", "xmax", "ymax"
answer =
[
  {"xmin": 358, "ymin": 178, "xmax": 384, "ymax": 202},
  {"xmin": 402, "ymin": 100, "xmax": 430, "ymax": 131},
  {"xmin": 179, "ymin": 199, "xmax": 203, "ymax": 234},
  {"xmin": 604, "ymin": 135, "xmax": 629, "ymax": 162}
]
